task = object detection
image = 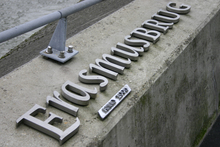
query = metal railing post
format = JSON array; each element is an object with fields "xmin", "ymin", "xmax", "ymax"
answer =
[
  {"xmin": 40, "ymin": 17, "xmax": 78, "ymax": 63},
  {"xmin": 0, "ymin": 0, "xmax": 103, "ymax": 63}
]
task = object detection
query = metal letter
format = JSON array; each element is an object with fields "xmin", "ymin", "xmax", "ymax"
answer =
[
  {"xmin": 116, "ymin": 42, "xmax": 144, "ymax": 56},
  {"xmin": 78, "ymin": 69, "xmax": 108, "ymax": 91},
  {"xmin": 111, "ymin": 47, "xmax": 139, "ymax": 61},
  {"xmin": 166, "ymin": 2, "xmax": 191, "ymax": 14},
  {"xmin": 152, "ymin": 9, "xmax": 180, "ymax": 24},
  {"xmin": 46, "ymin": 91, "xmax": 79, "ymax": 116},
  {"xmin": 142, "ymin": 19, "xmax": 174, "ymax": 34},
  {"xmin": 124, "ymin": 35, "xmax": 150, "ymax": 52},
  {"xmin": 16, "ymin": 104, "xmax": 80, "ymax": 145},
  {"xmin": 61, "ymin": 81, "xmax": 97, "ymax": 105},
  {"xmin": 95, "ymin": 58, "xmax": 125, "ymax": 74},
  {"xmin": 89, "ymin": 64, "xmax": 118, "ymax": 81},
  {"xmin": 131, "ymin": 28, "xmax": 160, "ymax": 44},
  {"xmin": 102, "ymin": 54, "xmax": 131, "ymax": 69}
]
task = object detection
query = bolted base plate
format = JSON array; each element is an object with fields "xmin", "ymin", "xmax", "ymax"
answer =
[{"xmin": 40, "ymin": 47, "xmax": 78, "ymax": 63}]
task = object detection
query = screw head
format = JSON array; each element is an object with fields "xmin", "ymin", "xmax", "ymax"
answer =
[
  {"xmin": 59, "ymin": 51, "xmax": 65, "ymax": 58},
  {"xmin": 45, "ymin": 46, "xmax": 53, "ymax": 54},
  {"xmin": 68, "ymin": 45, "xmax": 73, "ymax": 53}
]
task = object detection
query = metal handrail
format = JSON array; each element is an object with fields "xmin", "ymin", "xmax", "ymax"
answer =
[{"xmin": 0, "ymin": 0, "xmax": 103, "ymax": 43}]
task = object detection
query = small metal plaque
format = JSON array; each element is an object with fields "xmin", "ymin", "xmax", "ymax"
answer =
[{"xmin": 98, "ymin": 84, "xmax": 131, "ymax": 119}]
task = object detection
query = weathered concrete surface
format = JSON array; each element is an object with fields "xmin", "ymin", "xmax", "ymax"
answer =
[
  {"xmin": 0, "ymin": 0, "xmax": 220, "ymax": 147},
  {"xmin": 0, "ymin": 0, "xmax": 80, "ymax": 58},
  {"xmin": 0, "ymin": 0, "xmax": 133, "ymax": 77}
]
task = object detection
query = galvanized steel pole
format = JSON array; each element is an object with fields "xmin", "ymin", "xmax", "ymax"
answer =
[
  {"xmin": 0, "ymin": 12, "xmax": 61, "ymax": 43},
  {"xmin": 0, "ymin": 0, "xmax": 103, "ymax": 43}
]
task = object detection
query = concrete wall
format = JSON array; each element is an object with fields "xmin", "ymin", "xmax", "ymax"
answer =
[
  {"xmin": 1, "ymin": 0, "xmax": 220, "ymax": 147},
  {"xmin": 100, "ymin": 6, "xmax": 220, "ymax": 147}
]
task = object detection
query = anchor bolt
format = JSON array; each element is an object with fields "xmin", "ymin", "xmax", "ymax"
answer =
[
  {"xmin": 68, "ymin": 45, "xmax": 73, "ymax": 53},
  {"xmin": 45, "ymin": 46, "xmax": 53, "ymax": 54},
  {"xmin": 59, "ymin": 51, "xmax": 65, "ymax": 58}
]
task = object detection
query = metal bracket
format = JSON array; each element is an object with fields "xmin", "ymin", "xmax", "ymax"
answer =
[{"xmin": 40, "ymin": 17, "xmax": 78, "ymax": 63}]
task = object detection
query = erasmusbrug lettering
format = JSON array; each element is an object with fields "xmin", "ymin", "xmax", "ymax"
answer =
[{"xmin": 16, "ymin": 2, "xmax": 191, "ymax": 145}]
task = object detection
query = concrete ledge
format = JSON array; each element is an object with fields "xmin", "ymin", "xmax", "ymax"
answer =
[
  {"xmin": 1, "ymin": 0, "xmax": 220, "ymax": 147},
  {"xmin": 0, "ymin": 0, "xmax": 133, "ymax": 78}
]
